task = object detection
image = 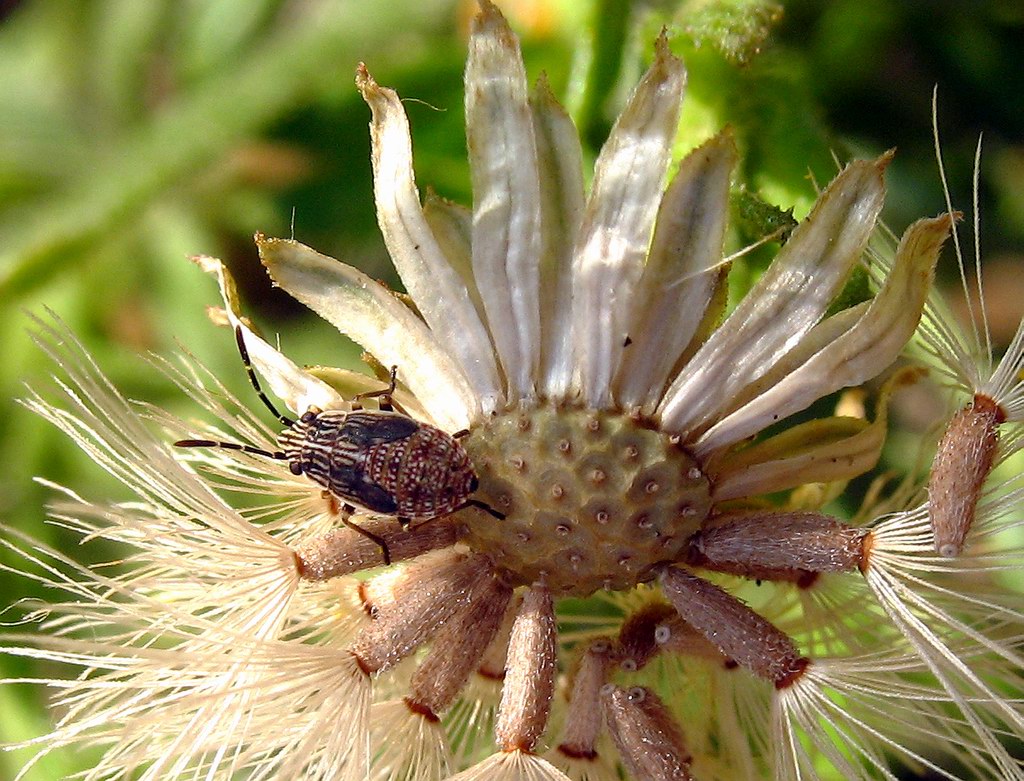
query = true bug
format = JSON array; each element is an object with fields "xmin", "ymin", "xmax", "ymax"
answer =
[{"xmin": 175, "ymin": 326, "xmax": 502, "ymax": 564}]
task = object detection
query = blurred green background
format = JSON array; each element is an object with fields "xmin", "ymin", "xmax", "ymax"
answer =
[{"xmin": 0, "ymin": 0, "xmax": 1021, "ymax": 778}]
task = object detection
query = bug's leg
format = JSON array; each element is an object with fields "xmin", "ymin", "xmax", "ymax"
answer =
[
  {"xmin": 321, "ymin": 490, "xmax": 341, "ymax": 516},
  {"xmin": 344, "ymin": 518, "xmax": 393, "ymax": 566},
  {"xmin": 452, "ymin": 429, "xmax": 471, "ymax": 440},
  {"xmin": 377, "ymin": 382, "xmax": 394, "ymax": 412},
  {"xmin": 330, "ymin": 499, "xmax": 392, "ymax": 566},
  {"xmin": 387, "ymin": 397, "xmax": 412, "ymax": 416},
  {"xmin": 355, "ymin": 365, "xmax": 405, "ymax": 413},
  {"xmin": 461, "ymin": 498, "xmax": 506, "ymax": 521}
]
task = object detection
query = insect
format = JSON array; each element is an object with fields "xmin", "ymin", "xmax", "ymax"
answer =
[{"xmin": 176, "ymin": 326, "xmax": 503, "ymax": 564}]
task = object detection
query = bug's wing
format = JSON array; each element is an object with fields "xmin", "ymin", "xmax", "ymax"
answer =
[{"xmin": 342, "ymin": 412, "xmax": 420, "ymax": 445}]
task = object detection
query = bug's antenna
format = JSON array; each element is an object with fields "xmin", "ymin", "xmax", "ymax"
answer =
[
  {"xmin": 174, "ymin": 438, "xmax": 288, "ymax": 460},
  {"xmin": 234, "ymin": 326, "xmax": 296, "ymax": 427}
]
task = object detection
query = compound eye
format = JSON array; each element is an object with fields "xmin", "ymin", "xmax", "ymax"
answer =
[
  {"xmin": 300, "ymin": 409, "xmax": 317, "ymax": 424},
  {"xmin": 469, "ymin": 475, "xmax": 480, "ymax": 492},
  {"xmin": 289, "ymin": 462, "xmax": 303, "ymax": 476}
]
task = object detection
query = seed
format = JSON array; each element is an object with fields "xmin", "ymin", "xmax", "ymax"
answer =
[{"xmin": 928, "ymin": 394, "xmax": 1004, "ymax": 557}]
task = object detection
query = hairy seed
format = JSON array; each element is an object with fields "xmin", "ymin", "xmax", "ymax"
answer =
[
  {"xmin": 349, "ymin": 554, "xmax": 492, "ymax": 674},
  {"xmin": 407, "ymin": 574, "xmax": 512, "ymax": 717},
  {"xmin": 602, "ymin": 685, "xmax": 694, "ymax": 781},
  {"xmin": 495, "ymin": 584, "xmax": 558, "ymax": 751},
  {"xmin": 660, "ymin": 567, "xmax": 808, "ymax": 687},
  {"xmin": 689, "ymin": 511, "xmax": 868, "ymax": 574},
  {"xmin": 616, "ymin": 602, "xmax": 678, "ymax": 672},
  {"xmin": 929, "ymin": 394, "xmax": 1004, "ymax": 557},
  {"xmin": 557, "ymin": 638, "xmax": 613, "ymax": 760},
  {"xmin": 295, "ymin": 518, "xmax": 460, "ymax": 580}
]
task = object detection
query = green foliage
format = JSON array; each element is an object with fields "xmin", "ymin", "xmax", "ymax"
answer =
[{"xmin": 682, "ymin": 0, "xmax": 784, "ymax": 65}]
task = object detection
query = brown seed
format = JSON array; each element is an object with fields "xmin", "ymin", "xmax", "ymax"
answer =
[
  {"xmin": 477, "ymin": 593, "xmax": 523, "ymax": 680},
  {"xmin": 295, "ymin": 518, "xmax": 459, "ymax": 581},
  {"xmin": 928, "ymin": 394, "xmax": 1004, "ymax": 557},
  {"xmin": 494, "ymin": 585, "xmax": 558, "ymax": 751},
  {"xmin": 616, "ymin": 602, "xmax": 677, "ymax": 672},
  {"xmin": 660, "ymin": 567, "xmax": 808, "ymax": 687},
  {"xmin": 556, "ymin": 638, "xmax": 613, "ymax": 761},
  {"xmin": 407, "ymin": 575, "xmax": 512, "ymax": 716},
  {"xmin": 602, "ymin": 685, "xmax": 694, "ymax": 781},
  {"xmin": 688, "ymin": 510, "xmax": 868, "ymax": 575},
  {"xmin": 349, "ymin": 554, "xmax": 492, "ymax": 674}
]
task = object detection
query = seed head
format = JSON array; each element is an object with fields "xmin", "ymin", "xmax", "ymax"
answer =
[{"xmin": 5, "ymin": 5, "xmax": 1023, "ymax": 781}]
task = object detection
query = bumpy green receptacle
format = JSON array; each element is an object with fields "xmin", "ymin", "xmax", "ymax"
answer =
[{"xmin": 461, "ymin": 406, "xmax": 712, "ymax": 597}]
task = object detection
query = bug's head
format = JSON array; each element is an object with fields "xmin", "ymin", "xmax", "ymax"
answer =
[{"xmin": 275, "ymin": 406, "xmax": 326, "ymax": 474}]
